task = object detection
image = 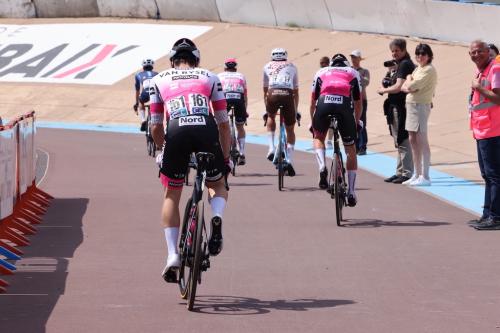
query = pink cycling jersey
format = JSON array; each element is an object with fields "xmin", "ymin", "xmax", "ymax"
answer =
[
  {"xmin": 217, "ymin": 71, "xmax": 248, "ymax": 99},
  {"xmin": 149, "ymin": 67, "xmax": 227, "ymax": 124},
  {"xmin": 311, "ymin": 66, "xmax": 361, "ymax": 100}
]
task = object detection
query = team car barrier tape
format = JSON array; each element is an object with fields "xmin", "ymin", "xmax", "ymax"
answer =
[{"xmin": 0, "ymin": 111, "xmax": 53, "ymax": 293}]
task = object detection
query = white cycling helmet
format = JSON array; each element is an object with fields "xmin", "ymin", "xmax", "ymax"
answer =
[
  {"xmin": 142, "ymin": 58, "xmax": 154, "ymax": 67},
  {"xmin": 271, "ymin": 48, "xmax": 288, "ymax": 61}
]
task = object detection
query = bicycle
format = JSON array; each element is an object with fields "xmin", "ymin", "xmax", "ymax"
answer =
[
  {"xmin": 144, "ymin": 105, "xmax": 157, "ymax": 157},
  {"xmin": 177, "ymin": 152, "xmax": 227, "ymax": 311},
  {"xmin": 326, "ymin": 115, "xmax": 348, "ymax": 226},
  {"xmin": 228, "ymin": 105, "xmax": 240, "ymax": 176},
  {"xmin": 264, "ymin": 107, "xmax": 301, "ymax": 191}
]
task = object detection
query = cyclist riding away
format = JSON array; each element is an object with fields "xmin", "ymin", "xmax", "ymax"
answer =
[
  {"xmin": 310, "ymin": 54, "xmax": 363, "ymax": 206},
  {"xmin": 133, "ymin": 58, "xmax": 158, "ymax": 131},
  {"xmin": 218, "ymin": 58, "xmax": 248, "ymax": 165},
  {"xmin": 263, "ymin": 48, "xmax": 299, "ymax": 176},
  {"xmin": 148, "ymin": 38, "xmax": 231, "ymax": 282}
]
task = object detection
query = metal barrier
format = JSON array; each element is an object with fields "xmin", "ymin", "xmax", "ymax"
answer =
[{"xmin": 0, "ymin": 111, "xmax": 53, "ymax": 293}]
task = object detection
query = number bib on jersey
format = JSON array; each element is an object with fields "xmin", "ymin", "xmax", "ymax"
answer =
[
  {"xmin": 189, "ymin": 93, "xmax": 209, "ymax": 116},
  {"xmin": 167, "ymin": 96, "xmax": 189, "ymax": 119},
  {"xmin": 324, "ymin": 95, "xmax": 343, "ymax": 104},
  {"xmin": 225, "ymin": 92, "xmax": 241, "ymax": 100},
  {"xmin": 178, "ymin": 115, "xmax": 206, "ymax": 126}
]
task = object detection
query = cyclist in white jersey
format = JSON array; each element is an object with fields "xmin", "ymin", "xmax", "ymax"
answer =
[
  {"xmin": 148, "ymin": 38, "xmax": 232, "ymax": 283},
  {"xmin": 218, "ymin": 58, "xmax": 248, "ymax": 165},
  {"xmin": 263, "ymin": 48, "xmax": 299, "ymax": 176}
]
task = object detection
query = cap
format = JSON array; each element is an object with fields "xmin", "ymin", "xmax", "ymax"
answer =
[{"xmin": 350, "ymin": 50, "xmax": 364, "ymax": 59}]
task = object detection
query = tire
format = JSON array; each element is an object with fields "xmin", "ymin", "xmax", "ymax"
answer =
[
  {"xmin": 187, "ymin": 201, "xmax": 204, "ymax": 311},
  {"xmin": 277, "ymin": 143, "xmax": 284, "ymax": 191},
  {"xmin": 333, "ymin": 153, "xmax": 343, "ymax": 226},
  {"xmin": 179, "ymin": 198, "xmax": 194, "ymax": 299}
]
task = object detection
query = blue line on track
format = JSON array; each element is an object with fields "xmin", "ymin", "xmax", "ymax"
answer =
[{"xmin": 36, "ymin": 122, "xmax": 483, "ymax": 216}]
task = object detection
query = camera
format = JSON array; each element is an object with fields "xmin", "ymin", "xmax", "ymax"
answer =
[
  {"xmin": 383, "ymin": 60, "xmax": 397, "ymax": 68},
  {"xmin": 382, "ymin": 76, "xmax": 392, "ymax": 88}
]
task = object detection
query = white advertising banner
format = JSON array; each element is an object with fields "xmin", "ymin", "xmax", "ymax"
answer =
[
  {"xmin": 0, "ymin": 23, "xmax": 211, "ymax": 85},
  {"xmin": 0, "ymin": 126, "xmax": 16, "ymax": 219}
]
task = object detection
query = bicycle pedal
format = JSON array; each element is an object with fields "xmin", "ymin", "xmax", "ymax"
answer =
[{"xmin": 201, "ymin": 258, "xmax": 210, "ymax": 271}]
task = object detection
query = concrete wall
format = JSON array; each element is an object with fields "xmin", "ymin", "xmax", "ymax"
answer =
[
  {"xmin": 33, "ymin": 0, "xmax": 99, "ymax": 17},
  {"xmin": 0, "ymin": 0, "xmax": 35, "ymax": 18},
  {"xmin": 1, "ymin": 0, "xmax": 499, "ymax": 46},
  {"xmin": 96, "ymin": 0, "xmax": 158, "ymax": 18}
]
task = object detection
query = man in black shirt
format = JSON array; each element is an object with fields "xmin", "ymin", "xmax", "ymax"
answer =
[{"xmin": 377, "ymin": 38, "xmax": 415, "ymax": 184}]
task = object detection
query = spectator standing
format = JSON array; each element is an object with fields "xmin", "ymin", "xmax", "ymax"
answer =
[
  {"xmin": 377, "ymin": 38, "xmax": 415, "ymax": 184},
  {"xmin": 488, "ymin": 43, "xmax": 499, "ymax": 58},
  {"xmin": 401, "ymin": 43, "xmax": 438, "ymax": 186},
  {"xmin": 350, "ymin": 50, "xmax": 370, "ymax": 155},
  {"xmin": 468, "ymin": 40, "xmax": 500, "ymax": 230}
]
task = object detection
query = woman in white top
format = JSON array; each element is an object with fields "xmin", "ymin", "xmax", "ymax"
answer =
[{"xmin": 402, "ymin": 43, "xmax": 438, "ymax": 186}]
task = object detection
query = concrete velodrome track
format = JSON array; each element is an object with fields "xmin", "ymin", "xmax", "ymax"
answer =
[
  {"xmin": 1, "ymin": 17, "xmax": 500, "ymax": 332},
  {"xmin": 1, "ymin": 129, "xmax": 500, "ymax": 332}
]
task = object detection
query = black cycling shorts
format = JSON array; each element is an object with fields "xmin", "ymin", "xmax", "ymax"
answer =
[
  {"xmin": 160, "ymin": 115, "xmax": 224, "ymax": 189},
  {"xmin": 225, "ymin": 93, "xmax": 247, "ymax": 125},
  {"xmin": 313, "ymin": 95, "xmax": 357, "ymax": 145},
  {"xmin": 139, "ymin": 90, "xmax": 150, "ymax": 104}
]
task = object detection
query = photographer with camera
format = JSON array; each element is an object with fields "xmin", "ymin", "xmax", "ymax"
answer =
[{"xmin": 377, "ymin": 38, "xmax": 415, "ymax": 184}]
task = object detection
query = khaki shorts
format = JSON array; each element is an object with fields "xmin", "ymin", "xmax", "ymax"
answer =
[{"xmin": 406, "ymin": 102, "xmax": 431, "ymax": 132}]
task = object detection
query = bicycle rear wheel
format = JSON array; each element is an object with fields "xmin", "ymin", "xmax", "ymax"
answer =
[
  {"xmin": 179, "ymin": 198, "xmax": 194, "ymax": 299},
  {"xmin": 333, "ymin": 153, "xmax": 343, "ymax": 226},
  {"xmin": 187, "ymin": 202, "xmax": 204, "ymax": 311},
  {"xmin": 277, "ymin": 144, "xmax": 284, "ymax": 191}
]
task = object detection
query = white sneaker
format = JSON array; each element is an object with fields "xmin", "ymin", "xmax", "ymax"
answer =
[
  {"xmin": 161, "ymin": 253, "xmax": 180, "ymax": 282},
  {"xmin": 402, "ymin": 174, "xmax": 418, "ymax": 185},
  {"xmin": 410, "ymin": 176, "xmax": 431, "ymax": 186}
]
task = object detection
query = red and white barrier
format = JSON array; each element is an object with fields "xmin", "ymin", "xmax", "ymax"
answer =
[{"xmin": 0, "ymin": 111, "xmax": 52, "ymax": 293}]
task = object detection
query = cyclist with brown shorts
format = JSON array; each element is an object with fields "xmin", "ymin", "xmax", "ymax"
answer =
[{"xmin": 263, "ymin": 48, "xmax": 299, "ymax": 176}]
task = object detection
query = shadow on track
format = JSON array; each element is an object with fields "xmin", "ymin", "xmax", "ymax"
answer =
[
  {"xmin": 184, "ymin": 295, "xmax": 355, "ymax": 315},
  {"xmin": 0, "ymin": 198, "xmax": 88, "ymax": 333},
  {"xmin": 341, "ymin": 219, "xmax": 450, "ymax": 228}
]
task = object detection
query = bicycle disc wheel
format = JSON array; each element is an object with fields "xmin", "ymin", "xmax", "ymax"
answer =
[
  {"xmin": 179, "ymin": 198, "xmax": 194, "ymax": 299},
  {"xmin": 333, "ymin": 154, "xmax": 343, "ymax": 226},
  {"xmin": 187, "ymin": 201, "xmax": 204, "ymax": 311}
]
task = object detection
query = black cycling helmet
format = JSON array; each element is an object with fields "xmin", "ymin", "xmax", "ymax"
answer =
[
  {"xmin": 168, "ymin": 38, "xmax": 200, "ymax": 64},
  {"xmin": 330, "ymin": 53, "xmax": 350, "ymax": 67}
]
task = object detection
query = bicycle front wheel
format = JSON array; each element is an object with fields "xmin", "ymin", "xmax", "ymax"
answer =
[
  {"xmin": 333, "ymin": 153, "xmax": 343, "ymax": 226},
  {"xmin": 187, "ymin": 201, "xmax": 204, "ymax": 311}
]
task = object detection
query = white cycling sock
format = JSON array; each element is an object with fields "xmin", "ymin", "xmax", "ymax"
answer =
[
  {"xmin": 348, "ymin": 170, "xmax": 357, "ymax": 195},
  {"xmin": 164, "ymin": 227, "xmax": 179, "ymax": 256},
  {"xmin": 286, "ymin": 144, "xmax": 294, "ymax": 163},
  {"xmin": 238, "ymin": 138, "xmax": 246, "ymax": 155},
  {"xmin": 268, "ymin": 132, "xmax": 275, "ymax": 152},
  {"xmin": 139, "ymin": 108, "xmax": 146, "ymax": 122},
  {"xmin": 315, "ymin": 148, "xmax": 326, "ymax": 171},
  {"xmin": 210, "ymin": 196, "xmax": 226, "ymax": 219}
]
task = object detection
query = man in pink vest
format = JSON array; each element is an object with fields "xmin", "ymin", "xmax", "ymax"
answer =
[{"xmin": 468, "ymin": 40, "xmax": 500, "ymax": 230}]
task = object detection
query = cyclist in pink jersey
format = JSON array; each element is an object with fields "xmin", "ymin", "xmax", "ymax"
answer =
[
  {"xmin": 310, "ymin": 54, "xmax": 363, "ymax": 206},
  {"xmin": 218, "ymin": 58, "xmax": 248, "ymax": 165},
  {"xmin": 148, "ymin": 38, "xmax": 231, "ymax": 283}
]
